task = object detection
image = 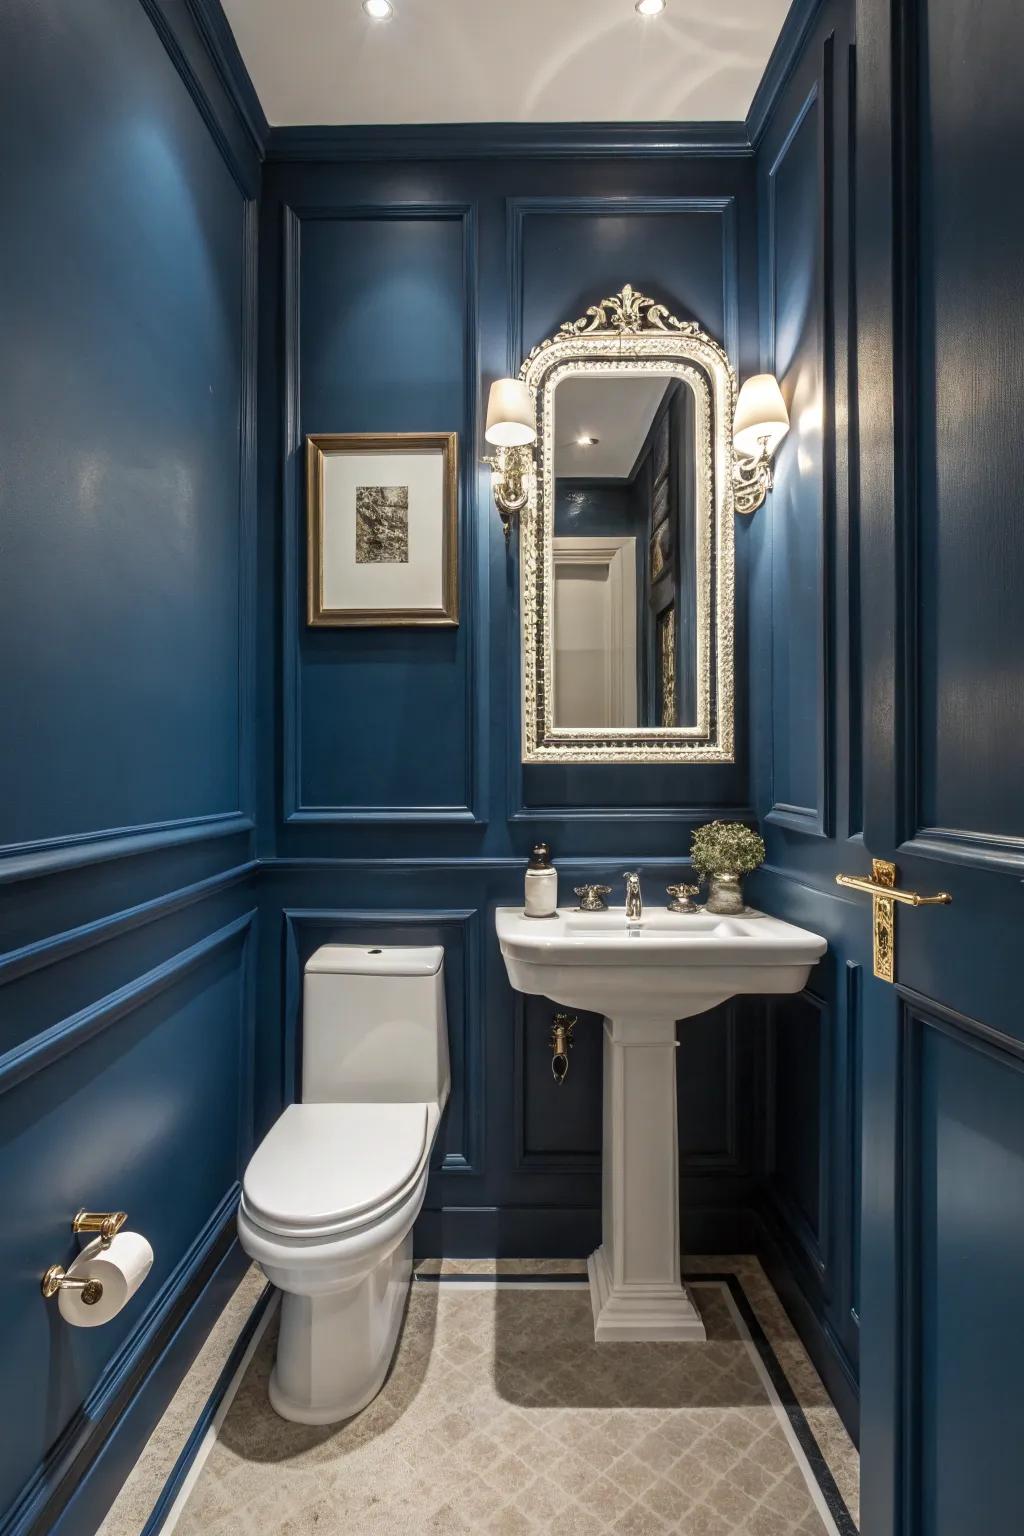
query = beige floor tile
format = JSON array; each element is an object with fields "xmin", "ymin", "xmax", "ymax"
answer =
[{"xmin": 162, "ymin": 1260, "xmax": 857, "ymax": 1536}]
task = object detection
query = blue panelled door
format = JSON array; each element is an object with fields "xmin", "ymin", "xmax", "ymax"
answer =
[{"xmin": 857, "ymin": 1, "xmax": 1024, "ymax": 1531}]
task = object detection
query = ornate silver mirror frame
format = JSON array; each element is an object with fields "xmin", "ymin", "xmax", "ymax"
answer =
[{"xmin": 519, "ymin": 286, "xmax": 736, "ymax": 764}]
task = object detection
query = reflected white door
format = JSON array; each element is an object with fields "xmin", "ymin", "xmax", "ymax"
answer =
[{"xmin": 552, "ymin": 536, "xmax": 637, "ymax": 728}]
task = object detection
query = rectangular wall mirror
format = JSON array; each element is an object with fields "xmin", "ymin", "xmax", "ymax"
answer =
[{"xmin": 517, "ymin": 288, "xmax": 737, "ymax": 764}]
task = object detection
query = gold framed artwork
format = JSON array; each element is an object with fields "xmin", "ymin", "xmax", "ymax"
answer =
[{"xmin": 306, "ymin": 432, "xmax": 459, "ymax": 627}]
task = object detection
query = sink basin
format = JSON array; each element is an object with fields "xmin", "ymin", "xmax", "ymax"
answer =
[
  {"xmin": 496, "ymin": 901, "xmax": 826, "ymax": 1345},
  {"xmin": 496, "ymin": 904, "xmax": 826, "ymax": 1019}
]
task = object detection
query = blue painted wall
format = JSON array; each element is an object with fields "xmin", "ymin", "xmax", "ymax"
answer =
[
  {"xmin": 746, "ymin": 0, "xmax": 862, "ymax": 1434},
  {"xmin": 0, "ymin": 1, "xmax": 259, "ymax": 1530},
  {"xmin": 253, "ymin": 148, "xmax": 769, "ymax": 1259}
]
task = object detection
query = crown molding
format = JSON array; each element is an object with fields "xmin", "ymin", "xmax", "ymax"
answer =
[
  {"xmin": 193, "ymin": 0, "xmax": 828, "ymax": 167},
  {"xmin": 183, "ymin": 0, "xmax": 269, "ymax": 156},
  {"xmin": 264, "ymin": 121, "xmax": 754, "ymax": 163},
  {"xmin": 745, "ymin": 0, "xmax": 829, "ymax": 148}
]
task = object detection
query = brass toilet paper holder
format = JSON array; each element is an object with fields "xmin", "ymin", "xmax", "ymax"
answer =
[{"xmin": 41, "ymin": 1209, "xmax": 128, "ymax": 1304}]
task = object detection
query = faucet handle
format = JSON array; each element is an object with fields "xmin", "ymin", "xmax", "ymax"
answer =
[
  {"xmin": 574, "ymin": 884, "xmax": 611, "ymax": 912},
  {"xmin": 666, "ymin": 883, "xmax": 701, "ymax": 914}
]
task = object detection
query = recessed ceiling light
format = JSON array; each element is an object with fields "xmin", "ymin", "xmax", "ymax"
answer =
[
  {"xmin": 576, "ymin": 435, "xmax": 600, "ymax": 447},
  {"xmin": 635, "ymin": 0, "xmax": 666, "ymax": 15},
  {"xmin": 362, "ymin": 0, "xmax": 393, "ymax": 19}
]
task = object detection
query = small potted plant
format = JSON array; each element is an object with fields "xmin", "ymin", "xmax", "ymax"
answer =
[{"xmin": 690, "ymin": 821, "xmax": 766, "ymax": 914}]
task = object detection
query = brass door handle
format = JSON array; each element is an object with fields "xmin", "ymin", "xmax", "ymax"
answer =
[
  {"xmin": 835, "ymin": 874, "xmax": 951, "ymax": 907},
  {"xmin": 835, "ymin": 859, "xmax": 950, "ymax": 983}
]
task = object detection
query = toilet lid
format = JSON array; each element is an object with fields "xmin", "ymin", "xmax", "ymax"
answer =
[{"xmin": 242, "ymin": 1102, "xmax": 429, "ymax": 1234}]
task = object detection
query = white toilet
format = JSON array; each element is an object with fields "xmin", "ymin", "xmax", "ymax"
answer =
[{"xmin": 238, "ymin": 943, "xmax": 449, "ymax": 1424}]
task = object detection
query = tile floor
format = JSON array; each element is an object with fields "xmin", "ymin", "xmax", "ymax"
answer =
[{"xmin": 162, "ymin": 1258, "xmax": 858, "ymax": 1536}]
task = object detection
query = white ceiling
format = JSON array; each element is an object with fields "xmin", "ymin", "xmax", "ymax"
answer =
[
  {"xmin": 222, "ymin": 0, "xmax": 791, "ymax": 127},
  {"xmin": 554, "ymin": 376, "xmax": 672, "ymax": 479}
]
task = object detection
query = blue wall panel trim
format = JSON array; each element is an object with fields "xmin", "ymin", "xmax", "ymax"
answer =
[
  {"xmin": 181, "ymin": 0, "xmax": 269, "ymax": 158},
  {"xmin": 0, "ymin": 911, "xmax": 256, "ymax": 1100},
  {"xmin": 0, "ymin": 1187, "xmax": 242, "ymax": 1536},
  {"xmin": 0, "ymin": 816, "xmax": 255, "ymax": 889},
  {"xmin": 747, "ymin": 0, "xmax": 831, "ymax": 148},
  {"xmin": 763, "ymin": 72, "xmax": 834, "ymax": 839},
  {"xmin": 0, "ymin": 861, "xmax": 256, "ymax": 988}
]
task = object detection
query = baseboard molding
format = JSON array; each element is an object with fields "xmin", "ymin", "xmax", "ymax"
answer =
[
  {"xmin": 753, "ymin": 1206, "xmax": 860, "ymax": 1444},
  {"xmin": 414, "ymin": 1204, "xmax": 758, "ymax": 1260},
  {"xmin": 2, "ymin": 1189, "xmax": 245, "ymax": 1536},
  {"xmin": 140, "ymin": 1284, "xmax": 277, "ymax": 1536}
]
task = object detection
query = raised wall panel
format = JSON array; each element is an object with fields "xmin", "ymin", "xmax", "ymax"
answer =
[
  {"xmin": 281, "ymin": 206, "xmax": 480, "ymax": 825},
  {"xmin": 904, "ymin": 1003, "xmax": 1024, "ymax": 1536},
  {"xmin": 765, "ymin": 80, "xmax": 831, "ymax": 836},
  {"xmin": 910, "ymin": 0, "xmax": 1024, "ymax": 868},
  {"xmin": 515, "ymin": 996, "xmax": 743, "ymax": 1173},
  {"xmin": 515, "ymin": 998, "xmax": 602, "ymax": 1169},
  {"xmin": 0, "ymin": 912, "xmax": 255, "ymax": 1522},
  {"xmin": 767, "ymin": 989, "xmax": 827, "ymax": 1274}
]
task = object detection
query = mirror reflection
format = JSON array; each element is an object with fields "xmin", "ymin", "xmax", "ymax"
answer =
[{"xmin": 551, "ymin": 373, "xmax": 696, "ymax": 730}]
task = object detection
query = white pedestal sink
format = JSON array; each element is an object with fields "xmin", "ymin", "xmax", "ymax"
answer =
[{"xmin": 496, "ymin": 904, "xmax": 826, "ymax": 1343}]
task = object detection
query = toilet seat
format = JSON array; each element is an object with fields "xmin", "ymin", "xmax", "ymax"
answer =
[{"xmin": 241, "ymin": 1102, "xmax": 429, "ymax": 1239}]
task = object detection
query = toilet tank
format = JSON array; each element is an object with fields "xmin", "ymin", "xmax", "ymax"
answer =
[{"xmin": 301, "ymin": 944, "xmax": 450, "ymax": 1107}]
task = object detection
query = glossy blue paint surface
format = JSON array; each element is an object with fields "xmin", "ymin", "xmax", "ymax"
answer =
[
  {"xmin": 0, "ymin": 0, "xmax": 249, "ymax": 851},
  {"xmin": 0, "ymin": 1, "xmax": 258, "ymax": 1529},
  {"xmin": 917, "ymin": 1021, "xmax": 1024, "ymax": 1536},
  {"xmin": 916, "ymin": 0, "xmax": 1024, "ymax": 844},
  {"xmin": 295, "ymin": 212, "xmax": 471, "ymax": 816},
  {"xmin": 766, "ymin": 90, "xmax": 825, "ymax": 825}
]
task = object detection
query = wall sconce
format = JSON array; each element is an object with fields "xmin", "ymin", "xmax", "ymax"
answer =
[
  {"xmin": 484, "ymin": 378, "xmax": 536, "ymax": 541},
  {"xmin": 732, "ymin": 373, "xmax": 790, "ymax": 514}
]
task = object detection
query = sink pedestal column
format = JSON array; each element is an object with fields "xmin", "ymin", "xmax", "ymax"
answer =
[{"xmin": 588, "ymin": 1015, "xmax": 707, "ymax": 1343}]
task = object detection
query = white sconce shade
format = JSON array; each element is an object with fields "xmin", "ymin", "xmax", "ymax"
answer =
[
  {"xmin": 733, "ymin": 374, "xmax": 790, "ymax": 458},
  {"xmin": 485, "ymin": 379, "xmax": 536, "ymax": 447}
]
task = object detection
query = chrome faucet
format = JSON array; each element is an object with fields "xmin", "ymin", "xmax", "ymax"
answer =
[{"xmin": 623, "ymin": 872, "xmax": 643, "ymax": 920}]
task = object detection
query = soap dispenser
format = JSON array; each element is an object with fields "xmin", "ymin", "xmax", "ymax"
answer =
[{"xmin": 524, "ymin": 843, "xmax": 558, "ymax": 918}]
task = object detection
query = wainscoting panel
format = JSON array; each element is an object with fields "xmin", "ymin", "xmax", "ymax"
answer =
[
  {"xmin": 901, "ymin": 999, "xmax": 1024, "ymax": 1536},
  {"xmin": 257, "ymin": 860, "xmax": 764, "ymax": 1263},
  {"xmin": 0, "ymin": 908, "xmax": 256, "ymax": 1529}
]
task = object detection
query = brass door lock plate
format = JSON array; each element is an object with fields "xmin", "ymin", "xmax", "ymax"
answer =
[{"xmin": 836, "ymin": 859, "xmax": 951, "ymax": 982}]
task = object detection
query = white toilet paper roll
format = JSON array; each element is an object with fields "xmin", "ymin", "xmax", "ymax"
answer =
[{"xmin": 57, "ymin": 1231, "xmax": 154, "ymax": 1327}]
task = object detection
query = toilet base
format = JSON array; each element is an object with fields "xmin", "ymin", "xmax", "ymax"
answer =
[{"xmin": 269, "ymin": 1230, "xmax": 413, "ymax": 1424}]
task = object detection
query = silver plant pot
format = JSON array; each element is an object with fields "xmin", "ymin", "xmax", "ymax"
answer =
[{"xmin": 704, "ymin": 871, "xmax": 745, "ymax": 915}]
